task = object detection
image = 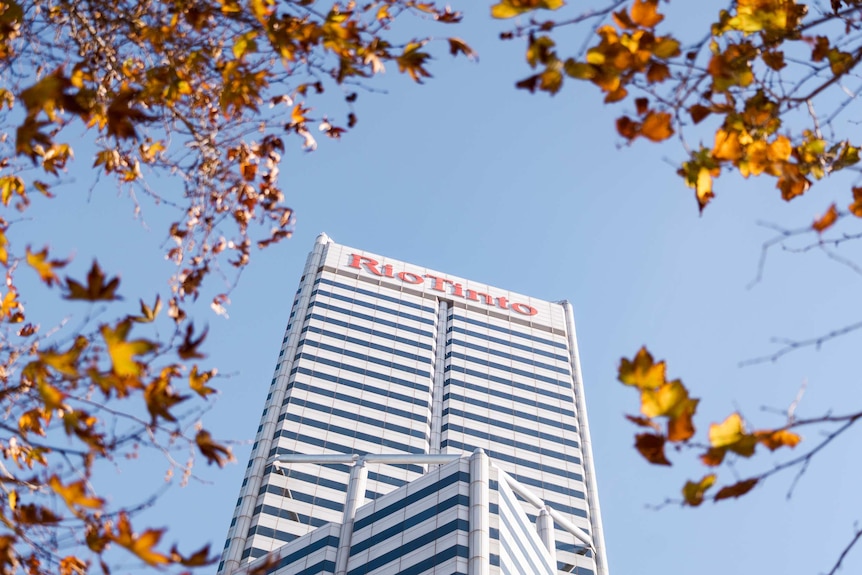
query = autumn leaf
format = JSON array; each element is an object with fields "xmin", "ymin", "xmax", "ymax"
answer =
[
  {"xmin": 491, "ymin": 0, "xmax": 565, "ymax": 19},
  {"xmin": 634, "ymin": 432, "xmax": 671, "ymax": 465},
  {"xmin": 812, "ymin": 203, "xmax": 838, "ymax": 233},
  {"xmin": 630, "ymin": 0, "xmax": 664, "ymax": 28},
  {"xmin": 39, "ymin": 336, "xmax": 88, "ymax": 377},
  {"xmin": 849, "ymin": 187, "xmax": 862, "ymax": 217},
  {"xmin": 682, "ymin": 474, "xmax": 716, "ymax": 507},
  {"xmin": 196, "ymin": 430, "xmax": 233, "ymax": 466},
  {"xmin": 619, "ymin": 346, "xmax": 666, "ymax": 389},
  {"xmin": 714, "ymin": 478, "xmax": 759, "ymax": 501},
  {"xmin": 110, "ymin": 513, "xmax": 169, "ymax": 566},
  {"xmin": 64, "ymin": 261, "xmax": 121, "ymax": 301},
  {"xmin": 178, "ymin": 323, "xmax": 207, "ymax": 359},
  {"xmin": 397, "ymin": 42, "xmax": 433, "ymax": 83},
  {"xmin": 448, "ymin": 38, "xmax": 477, "ymax": 60},
  {"xmin": 101, "ymin": 319, "xmax": 157, "ymax": 377},
  {"xmin": 189, "ymin": 366, "xmax": 217, "ymax": 397},
  {"xmin": 625, "ymin": 414, "xmax": 660, "ymax": 431},
  {"xmin": 144, "ymin": 366, "xmax": 188, "ymax": 424},
  {"xmin": 25, "ymin": 246, "xmax": 67, "ymax": 286},
  {"xmin": 640, "ymin": 112, "xmax": 674, "ymax": 142},
  {"xmin": 49, "ymin": 476, "xmax": 104, "ymax": 511},
  {"xmin": 133, "ymin": 295, "xmax": 162, "ymax": 323},
  {"xmin": 756, "ymin": 428, "xmax": 801, "ymax": 451}
]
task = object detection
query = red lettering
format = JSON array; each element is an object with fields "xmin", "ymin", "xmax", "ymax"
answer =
[
  {"xmin": 511, "ymin": 302, "xmax": 538, "ymax": 316},
  {"xmin": 398, "ymin": 271, "xmax": 423, "ymax": 284},
  {"xmin": 451, "ymin": 283, "xmax": 464, "ymax": 297},
  {"xmin": 424, "ymin": 274, "xmax": 452, "ymax": 292},
  {"xmin": 383, "ymin": 264, "xmax": 395, "ymax": 278},
  {"xmin": 466, "ymin": 290, "xmax": 495, "ymax": 306},
  {"xmin": 496, "ymin": 296, "xmax": 509, "ymax": 310},
  {"xmin": 348, "ymin": 254, "xmax": 382, "ymax": 276}
]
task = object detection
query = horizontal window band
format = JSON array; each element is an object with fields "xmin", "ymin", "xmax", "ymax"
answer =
[
  {"xmin": 442, "ymin": 417, "xmax": 579, "ymax": 452},
  {"xmin": 314, "ymin": 277, "xmax": 437, "ymax": 314},
  {"xmin": 447, "ymin": 338, "xmax": 570, "ymax": 376},
  {"xmin": 294, "ymin": 353, "xmax": 431, "ymax": 392},
  {"xmin": 305, "ymin": 302, "xmax": 434, "ymax": 339},
  {"xmin": 305, "ymin": 313, "xmax": 433, "ymax": 350},
  {"xmin": 353, "ymin": 470, "xmax": 468, "ymax": 531},
  {"xmin": 285, "ymin": 381, "xmax": 429, "ymax": 423},
  {"xmin": 300, "ymin": 339, "xmax": 432, "ymax": 377},
  {"xmin": 442, "ymin": 439, "xmax": 582, "ymax": 481},
  {"xmin": 346, "ymin": 520, "xmax": 468, "ymax": 575},
  {"xmin": 289, "ymin": 369, "xmax": 431, "ymax": 408},
  {"xmin": 257, "ymin": 483, "xmax": 344, "ymax": 512},
  {"xmin": 276, "ymin": 426, "xmax": 426, "ymax": 457},
  {"xmin": 445, "ymin": 366, "xmax": 573, "ymax": 403},
  {"xmin": 350, "ymin": 493, "xmax": 468, "ymax": 554},
  {"xmin": 312, "ymin": 288, "xmax": 435, "ymax": 325},
  {"xmin": 447, "ymin": 325, "xmax": 569, "ymax": 362},
  {"xmin": 446, "ymin": 351, "xmax": 571, "ymax": 388},
  {"xmin": 303, "ymin": 324, "xmax": 433, "ymax": 360},
  {"xmin": 445, "ymin": 391, "xmax": 577, "ymax": 432},
  {"xmin": 449, "ymin": 312, "xmax": 568, "ymax": 350}
]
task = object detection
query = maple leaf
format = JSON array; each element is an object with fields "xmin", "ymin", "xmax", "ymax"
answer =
[
  {"xmin": 25, "ymin": 246, "xmax": 67, "ymax": 286},
  {"xmin": 132, "ymin": 295, "xmax": 162, "ymax": 323},
  {"xmin": 756, "ymin": 428, "xmax": 801, "ymax": 450},
  {"xmin": 682, "ymin": 474, "xmax": 716, "ymax": 507},
  {"xmin": 491, "ymin": 0, "xmax": 565, "ymax": 19},
  {"xmin": 630, "ymin": 0, "xmax": 664, "ymax": 28},
  {"xmin": 397, "ymin": 42, "xmax": 433, "ymax": 83},
  {"xmin": 101, "ymin": 320, "xmax": 157, "ymax": 377},
  {"xmin": 144, "ymin": 366, "xmax": 188, "ymax": 424},
  {"xmin": 110, "ymin": 513, "xmax": 169, "ymax": 566},
  {"xmin": 106, "ymin": 90, "xmax": 156, "ymax": 139},
  {"xmin": 64, "ymin": 261, "xmax": 121, "ymax": 301},
  {"xmin": 849, "ymin": 187, "xmax": 862, "ymax": 217},
  {"xmin": 196, "ymin": 430, "xmax": 233, "ymax": 467},
  {"xmin": 189, "ymin": 366, "xmax": 217, "ymax": 397},
  {"xmin": 39, "ymin": 335, "xmax": 88, "ymax": 377},
  {"xmin": 178, "ymin": 323, "xmax": 207, "ymax": 359},
  {"xmin": 618, "ymin": 346, "xmax": 666, "ymax": 389},
  {"xmin": 49, "ymin": 476, "xmax": 104, "ymax": 511}
]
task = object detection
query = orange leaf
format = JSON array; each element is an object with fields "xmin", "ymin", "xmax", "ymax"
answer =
[
  {"xmin": 618, "ymin": 347, "xmax": 666, "ymax": 389},
  {"xmin": 714, "ymin": 478, "xmax": 758, "ymax": 501},
  {"xmin": 812, "ymin": 203, "xmax": 838, "ymax": 233},
  {"xmin": 635, "ymin": 432, "xmax": 671, "ymax": 465},
  {"xmin": 640, "ymin": 111, "xmax": 673, "ymax": 142},
  {"xmin": 111, "ymin": 513, "xmax": 169, "ymax": 566},
  {"xmin": 756, "ymin": 428, "xmax": 801, "ymax": 451},
  {"xmin": 625, "ymin": 414, "xmax": 660, "ymax": 431},
  {"xmin": 682, "ymin": 474, "xmax": 716, "ymax": 507},
  {"xmin": 701, "ymin": 446, "xmax": 727, "ymax": 467},
  {"xmin": 849, "ymin": 187, "xmax": 862, "ymax": 217},
  {"xmin": 630, "ymin": 0, "xmax": 663, "ymax": 28}
]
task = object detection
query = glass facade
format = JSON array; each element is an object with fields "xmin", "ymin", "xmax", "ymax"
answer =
[{"xmin": 218, "ymin": 234, "xmax": 607, "ymax": 575}]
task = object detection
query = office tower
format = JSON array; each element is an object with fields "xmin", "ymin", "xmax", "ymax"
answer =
[{"xmin": 218, "ymin": 234, "xmax": 608, "ymax": 575}]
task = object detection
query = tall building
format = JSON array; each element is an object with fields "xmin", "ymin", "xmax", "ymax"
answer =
[{"xmin": 217, "ymin": 234, "xmax": 608, "ymax": 575}]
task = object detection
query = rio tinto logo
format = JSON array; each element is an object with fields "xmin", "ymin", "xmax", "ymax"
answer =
[{"xmin": 347, "ymin": 254, "xmax": 538, "ymax": 317}]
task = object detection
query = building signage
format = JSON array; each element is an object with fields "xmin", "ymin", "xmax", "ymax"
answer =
[{"xmin": 347, "ymin": 254, "xmax": 538, "ymax": 316}]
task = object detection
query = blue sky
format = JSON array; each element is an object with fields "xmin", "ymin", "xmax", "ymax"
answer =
[{"xmin": 14, "ymin": 2, "xmax": 862, "ymax": 574}]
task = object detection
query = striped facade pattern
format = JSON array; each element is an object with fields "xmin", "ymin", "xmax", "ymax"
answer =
[{"xmin": 218, "ymin": 235, "xmax": 607, "ymax": 575}]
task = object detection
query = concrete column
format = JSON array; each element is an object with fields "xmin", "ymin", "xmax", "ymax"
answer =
[
  {"xmin": 561, "ymin": 301, "xmax": 609, "ymax": 575},
  {"xmin": 537, "ymin": 507, "xmax": 556, "ymax": 558},
  {"xmin": 468, "ymin": 449, "xmax": 489, "ymax": 575},
  {"xmin": 335, "ymin": 460, "xmax": 368, "ymax": 575},
  {"xmin": 429, "ymin": 301, "xmax": 448, "ymax": 457}
]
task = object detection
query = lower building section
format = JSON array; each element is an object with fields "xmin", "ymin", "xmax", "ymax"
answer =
[{"xmin": 230, "ymin": 451, "xmax": 589, "ymax": 575}]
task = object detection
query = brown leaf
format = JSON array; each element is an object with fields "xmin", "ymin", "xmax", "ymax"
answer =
[
  {"xmin": 625, "ymin": 414, "xmax": 660, "ymax": 431},
  {"xmin": 714, "ymin": 478, "xmax": 758, "ymax": 501},
  {"xmin": 196, "ymin": 430, "xmax": 233, "ymax": 466},
  {"xmin": 756, "ymin": 428, "xmax": 801, "ymax": 451},
  {"xmin": 64, "ymin": 260, "xmax": 121, "ymax": 301},
  {"xmin": 640, "ymin": 111, "xmax": 674, "ymax": 142},
  {"xmin": 178, "ymin": 323, "xmax": 207, "ymax": 359},
  {"xmin": 635, "ymin": 433, "xmax": 671, "ymax": 465}
]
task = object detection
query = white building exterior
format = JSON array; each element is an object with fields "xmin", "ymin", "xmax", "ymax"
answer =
[{"xmin": 217, "ymin": 234, "xmax": 608, "ymax": 575}]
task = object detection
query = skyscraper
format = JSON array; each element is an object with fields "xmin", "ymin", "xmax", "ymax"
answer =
[{"xmin": 218, "ymin": 234, "xmax": 608, "ymax": 575}]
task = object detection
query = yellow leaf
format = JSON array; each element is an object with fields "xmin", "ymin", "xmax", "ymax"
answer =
[
  {"xmin": 26, "ymin": 246, "xmax": 67, "ymax": 286},
  {"xmin": 618, "ymin": 346, "xmax": 666, "ymax": 389},
  {"xmin": 708, "ymin": 412, "xmax": 757, "ymax": 456},
  {"xmin": 101, "ymin": 319, "xmax": 157, "ymax": 377},
  {"xmin": 111, "ymin": 513, "xmax": 169, "ymax": 566},
  {"xmin": 640, "ymin": 380, "xmax": 687, "ymax": 418},
  {"xmin": 712, "ymin": 129, "xmax": 743, "ymax": 161},
  {"xmin": 695, "ymin": 167, "xmax": 715, "ymax": 213},
  {"xmin": 491, "ymin": 0, "xmax": 564, "ymax": 19},
  {"xmin": 682, "ymin": 474, "xmax": 716, "ymax": 507},
  {"xmin": 39, "ymin": 336, "xmax": 87, "ymax": 377},
  {"xmin": 190, "ymin": 366, "xmax": 217, "ymax": 397},
  {"xmin": 49, "ymin": 476, "xmax": 104, "ymax": 510}
]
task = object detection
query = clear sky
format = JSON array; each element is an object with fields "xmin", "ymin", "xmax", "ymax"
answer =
[{"xmin": 15, "ymin": 2, "xmax": 862, "ymax": 575}]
